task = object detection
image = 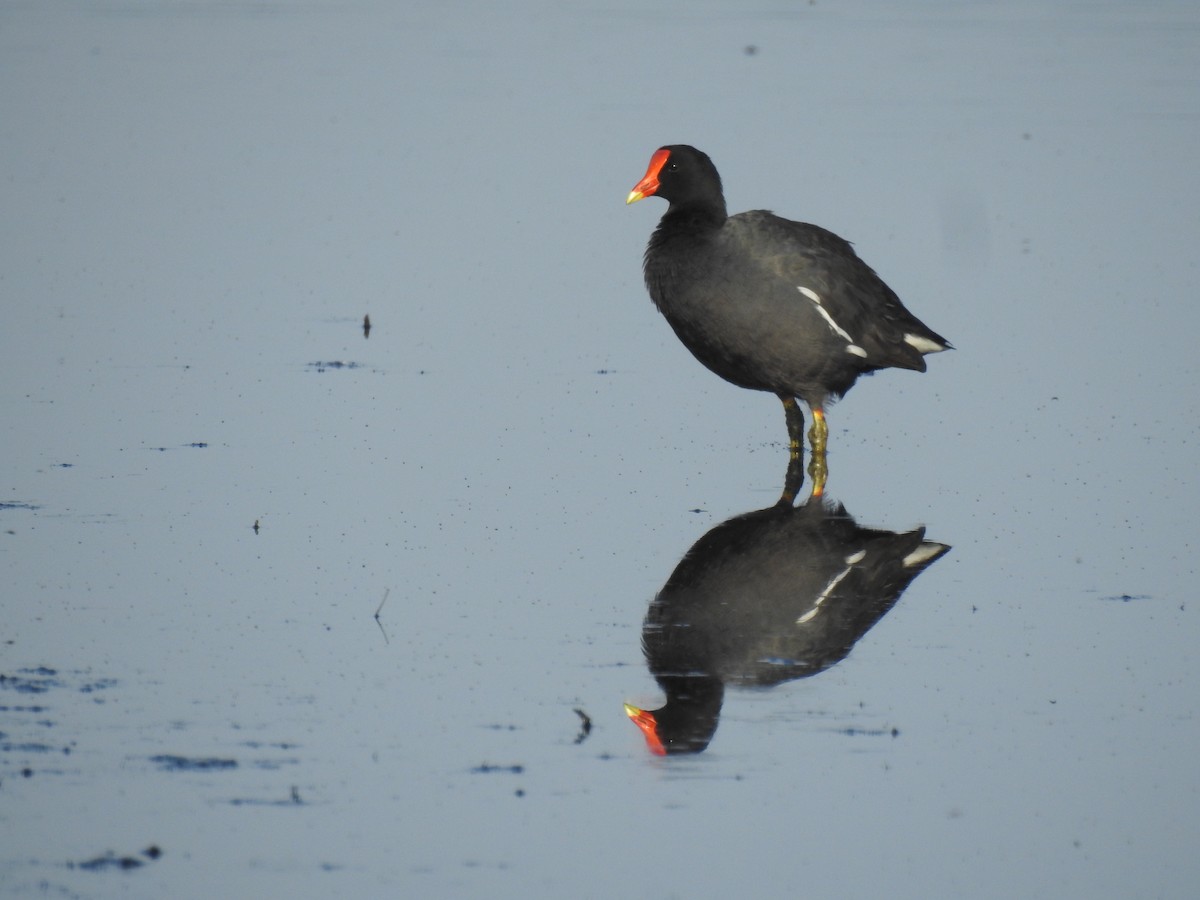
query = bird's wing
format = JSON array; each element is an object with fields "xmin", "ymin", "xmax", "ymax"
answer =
[{"xmin": 728, "ymin": 211, "xmax": 946, "ymax": 370}]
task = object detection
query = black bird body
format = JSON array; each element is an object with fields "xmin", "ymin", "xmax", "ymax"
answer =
[
  {"xmin": 626, "ymin": 499, "xmax": 951, "ymax": 754},
  {"xmin": 628, "ymin": 145, "xmax": 949, "ymax": 494},
  {"xmin": 643, "ymin": 501, "xmax": 944, "ymax": 688},
  {"xmin": 645, "ymin": 209, "xmax": 940, "ymax": 407}
]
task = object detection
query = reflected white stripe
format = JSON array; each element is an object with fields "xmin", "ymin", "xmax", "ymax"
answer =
[
  {"xmin": 903, "ymin": 542, "xmax": 946, "ymax": 567},
  {"xmin": 797, "ymin": 562, "xmax": 855, "ymax": 625}
]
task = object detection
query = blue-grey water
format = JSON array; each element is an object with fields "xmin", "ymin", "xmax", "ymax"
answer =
[{"xmin": 3, "ymin": 1, "xmax": 1198, "ymax": 897}]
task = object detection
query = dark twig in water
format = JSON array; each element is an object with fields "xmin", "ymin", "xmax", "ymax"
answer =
[
  {"xmin": 72, "ymin": 846, "xmax": 162, "ymax": 871},
  {"xmin": 573, "ymin": 708, "xmax": 592, "ymax": 744},
  {"xmin": 472, "ymin": 763, "xmax": 524, "ymax": 774},
  {"xmin": 363, "ymin": 314, "xmax": 371, "ymax": 338},
  {"xmin": 374, "ymin": 589, "xmax": 390, "ymax": 644}
]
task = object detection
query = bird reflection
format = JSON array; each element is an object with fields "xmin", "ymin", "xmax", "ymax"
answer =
[{"xmin": 625, "ymin": 497, "xmax": 950, "ymax": 755}]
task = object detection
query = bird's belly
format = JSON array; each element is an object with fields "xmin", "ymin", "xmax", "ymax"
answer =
[{"xmin": 658, "ymin": 292, "xmax": 860, "ymax": 402}]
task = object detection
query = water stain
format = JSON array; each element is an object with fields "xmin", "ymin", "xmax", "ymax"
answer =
[
  {"xmin": 230, "ymin": 785, "xmax": 304, "ymax": 807},
  {"xmin": 149, "ymin": 755, "xmax": 238, "ymax": 772},
  {"xmin": 1100, "ymin": 593, "xmax": 1152, "ymax": 603},
  {"xmin": 146, "ymin": 442, "xmax": 209, "ymax": 452},
  {"xmin": 0, "ymin": 668, "xmax": 112, "ymax": 775},
  {"xmin": 70, "ymin": 845, "xmax": 162, "ymax": 872}
]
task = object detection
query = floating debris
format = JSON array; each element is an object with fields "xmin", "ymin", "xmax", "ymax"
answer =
[
  {"xmin": 374, "ymin": 589, "xmax": 390, "ymax": 644},
  {"xmin": 573, "ymin": 708, "xmax": 592, "ymax": 744}
]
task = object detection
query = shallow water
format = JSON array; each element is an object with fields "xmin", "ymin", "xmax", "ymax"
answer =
[{"xmin": 2, "ymin": 1, "xmax": 1198, "ymax": 897}]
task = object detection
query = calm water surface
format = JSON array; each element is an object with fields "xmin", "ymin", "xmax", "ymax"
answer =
[{"xmin": 2, "ymin": 1, "xmax": 1198, "ymax": 897}]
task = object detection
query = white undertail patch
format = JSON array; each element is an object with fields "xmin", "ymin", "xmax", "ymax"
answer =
[
  {"xmin": 799, "ymin": 286, "xmax": 862, "ymax": 355},
  {"xmin": 902, "ymin": 542, "xmax": 947, "ymax": 568},
  {"xmin": 904, "ymin": 333, "xmax": 946, "ymax": 354}
]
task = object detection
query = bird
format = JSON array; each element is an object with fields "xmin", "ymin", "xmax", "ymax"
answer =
[
  {"xmin": 627, "ymin": 145, "xmax": 950, "ymax": 497},
  {"xmin": 624, "ymin": 498, "xmax": 950, "ymax": 755}
]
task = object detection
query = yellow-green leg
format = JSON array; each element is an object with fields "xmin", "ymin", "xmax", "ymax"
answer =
[
  {"xmin": 780, "ymin": 395, "xmax": 805, "ymax": 459},
  {"xmin": 807, "ymin": 408, "xmax": 828, "ymax": 498},
  {"xmin": 777, "ymin": 395, "xmax": 806, "ymax": 507}
]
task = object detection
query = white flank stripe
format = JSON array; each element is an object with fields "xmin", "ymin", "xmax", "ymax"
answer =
[
  {"xmin": 847, "ymin": 344, "xmax": 868, "ymax": 358},
  {"xmin": 799, "ymin": 286, "xmax": 856, "ymax": 345}
]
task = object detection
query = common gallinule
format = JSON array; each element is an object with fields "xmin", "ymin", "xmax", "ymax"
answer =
[
  {"xmin": 625, "ymin": 498, "xmax": 950, "ymax": 754},
  {"xmin": 627, "ymin": 145, "xmax": 950, "ymax": 496}
]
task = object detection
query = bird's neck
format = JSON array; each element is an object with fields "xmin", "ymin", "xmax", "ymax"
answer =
[{"xmin": 660, "ymin": 199, "xmax": 727, "ymax": 234}]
